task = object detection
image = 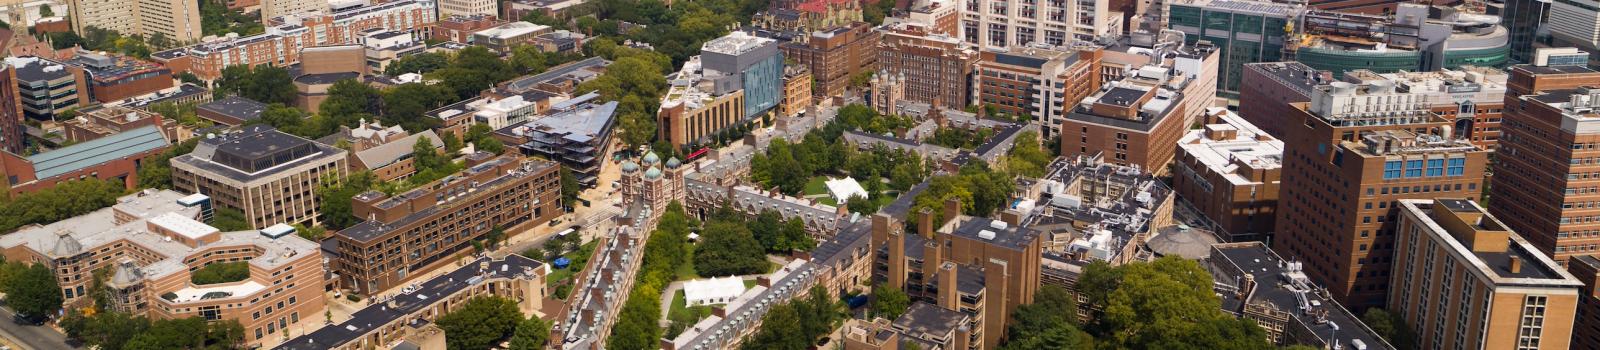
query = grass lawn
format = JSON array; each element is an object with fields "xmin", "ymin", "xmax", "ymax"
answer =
[
  {"xmin": 744, "ymin": 280, "xmax": 758, "ymax": 289},
  {"xmin": 544, "ymin": 240, "xmax": 600, "ymax": 289},
  {"xmin": 674, "ymin": 244, "xmax": 701, "ymax": 281},
  {"xmin": 803, "ymin": 176, "xmax": 830, "ymax": 196},
  {"xmin": 667, "ymin": 289, "xmax": 714, "ymax": 336}
]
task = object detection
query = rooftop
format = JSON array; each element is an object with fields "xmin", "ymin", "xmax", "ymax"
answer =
[
  {"xmin": 352, "ymin": 130, "xmax": 443, "ymax": 169},
  {"xmin": 275, "ymin": 255, "xmax": 545, "ymax": 350},
  {"xmin": 701, "ymin": 31, "xmax": 776, "ymax": 56},
  {"xmin": 473, "ymin": 22, "xmax": 550, "ymax": 40},
  {"xmin": 5, "ymin": 56, "xmax": 69, "ymax": 82},
  {"xmin": 197, "ymin": 96, "xmax": 268, "ymax": 121},
  {"xmin": 500, "ymin": 57, "xmax": 610, "ymax": 92},
  {"xmin": 119, "ymin": 84, "xmax": 209, "ymax": 109},
  {"xmin": 946, "ymin": 216, "xmax": 1038, "ymax": 251},
  {"xmin": 26, "ymin": 125, "xmax": 169, "ymax": 180},
  {"xmin": 1172, "ymin": 0, "xmax": 1303, "ymax": 16},
  {"xmin": 1211, "ymin": 243, "xmax": 1395, "ymax": 350},
  {"xmin": 1400, "ymin": 199, "xmax": 1584, "ymax": 284},
  {"xmin": 173, "ymin": 126, "xmax": 345, "ymax": 182},
  {"xmin": 62, "ymin": 52, "xmax": 166, "ymax": 82},
  {"xmin": 1245, "ymin": 62, "xmax": 1327, "ymax": 97},
  {"xmin": 891, "ymin": 302, "xmax": 968, "ymax": 338},
  {"xmin": 1177, "ymin": 107, "xmax": 1283, "ymax": 185},
  {"xmin": 337, "ymin": 158, "xmax": 554, "ymax": 243},
  {"xmin": 1347, "ymin": 129, "xmax": 1477, "ymax": 157},
  {"xmin": 1022, "ymin": 155, "xmax": 1172, "ymax": 262},
  {"xmin": 499, "ymin": 92, "xmax": 618, "ymax": 147}
]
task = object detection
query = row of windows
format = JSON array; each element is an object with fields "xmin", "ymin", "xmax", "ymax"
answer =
[{"xmin": 1381, "ymin": 158, "xmax": 1466, "ymax": 179}]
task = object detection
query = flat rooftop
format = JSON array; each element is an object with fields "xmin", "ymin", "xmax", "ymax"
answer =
[
  {"xmin": 948, "ymin": 216, "xmax": 1038, "ymax": 251},
  {"xmin": 1246, "ymin": 62, "xmax": 1326, "ymax": 97},
  {"xmin": 1178, "ymin": 108, "xmax": 1283, "ymax": 185},
  {"xmin": 173, "ymin": 126, "xmax": 345, "ymax": 182},
  {"xmin": 891, "ymin": 302, "xmax": 967, "ymax": 338},
  {"xmin": 197, "ymin": 96, "xmax": 268, "ymax": 121},
  {"xmin": 1213, "ymin": 244, "xmax": 1394, "ymax": 349},
  {"xmin": 1401, "ymin": 199, "xmax": 1583, "ymax": 284}
]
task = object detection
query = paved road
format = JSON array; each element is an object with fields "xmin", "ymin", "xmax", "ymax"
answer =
[{"xmin": 0, "ymin": 305, "xmax": 74, "ymax": 350}]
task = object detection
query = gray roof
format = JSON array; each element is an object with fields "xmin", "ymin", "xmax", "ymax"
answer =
[
  {"xmin": 197, "ymin": 96, "xmax": 268, "ymax": 121},
  {"xmin": 27, "ymin": 125, "xmax": 169, "ymax": 179},
  {"xmin": 353, "ymin": 130, "xmax": 443, "ymax": 169},
  {"xmin": 892, "ymin": 303, "xmax": 968, "ymax": 337}
]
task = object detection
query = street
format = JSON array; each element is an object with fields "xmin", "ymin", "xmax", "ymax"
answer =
[{"xmin": 0, "ymin": 305, "xmax": 74, "ymax": 350}]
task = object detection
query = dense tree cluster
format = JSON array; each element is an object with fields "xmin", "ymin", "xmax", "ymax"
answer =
[
  {"xmin": 137, "ymin": 136, "xmax": 200, "ymax": 190},
  {"xmin": 1075, "ymin": 257, "xmax": 1277, "ymax": 349},
  {"xmin": 0, "ymin": 179, "xmax": 125, "ymax": 233},
  {"xmin": 316, "ymin": 171, "xmax": 378, "ymax": 230},
  {"xmin": 1005, "ymin": 130, "xmax": 1053, "ymax": 178},
  {"xmin": 199, "ymin": 0, "xmax": 263, "ymax": 37},
  {"xmin": 869, "ymin": 283, "xmax": 910, "ymax": 321},
  {"xmin": 210, "ymin": 207, "xmax": 252, "ymax": 231},
  {"xmin": 607, "ymin": 202, "xmax": 693, "ymax": 350},
  {"xmin": 463, "ymin": 123, "xmax": 506, "ymax": 155},
  {"xmin": 1000, "ymin": 286, "xmax": 1092, "ymax": 350},
  {"xmin": 45, "ymin": 26, "xmax": 162, "ymax": 56},
  {"xmin": 736, "ymin": 285, "xmax": 844, "ymax": 350},
  {"xmin": 0, "ymin": 258, "xmax": 62, "ymax": 318},
  {"xmin": 213, "ymin": 66, "xmax": 296, "ymax": 105},
  {"xmin": 924, "ymin": 127, "xmax": 996, "ymax": 149},
  {"xmin": 61, "ymin": 311, "xmax": 245, "ymax": 350},
  {"xmin": 189, "ymin": 261, "xmax": 250, "ymax": 285},
  {"xmin": 693, "ymin": 220, "xmax": 767, "ymax": 276},
  {"xmin": 436, "ymin": 296, "xmax": 524, "ymax": 350},
  {"xmin": 577, "ymin": 39, "xmax": 672, "ymax": 148},
  {"xmin": 910, "ymin": 162, "xmax": 1015, "ymax": 230},
  {"xmin": 508, "ymin": 316, "xmax": 552, "ymax": 350},
  {"xmin": 747, "ymin": 209, "xmax": 816, "ymax": 253},
  {"xmin": 749, "ymin": 104, "xmax": 926, "ymax": 203},
  {"xmin": 384, "ymin": 52, "xmax": 450, "ymax": 76},
  {"xmin": 1362, "ymin": 308, "xmax": 1417, "ymax": 350}
]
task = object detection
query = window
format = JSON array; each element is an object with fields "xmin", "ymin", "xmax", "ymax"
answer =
[
  {"xmin": 1384, "ymin": 161, "xmax": 1403, "ymax": 179},
  {"xmin": 1405, "ymin": 160, "xmax": 1424, "ymax": 178},
  {"xmin": 1447, "ymin": 158, "xmax": 1466, "ymax": 176},
  {"xmin": 1426, "ymin": 159, "xmax": 1444, "ymax": 177}
]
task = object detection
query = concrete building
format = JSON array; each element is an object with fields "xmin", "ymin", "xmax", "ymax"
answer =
[
  {"xmin": 1173, "ymin": 107, "xmax": 1282, "ymax": 243},
  {"xmin": 1272, "ymin": 79, "xmax": 1491, "ymax": 309},
  {"xmin": 1294, "ymin": 5, "xmax": 1511, "ymax": 77},
  {"xmin": 876, "ymin": 21, "xmax": 978, "ymax": 110},
  {"xmin": 0, "ymin": 125, "xmax": 168, "ymax": 195},
  {"xmin": 1548, "ymin": 0, "xmax": 1600, "ymax": 62},
  {"xmin": 1391, "ymin": 198, "xmax": 1584, "ymax": 350},
  {"xmin": 1167, "ymin": 0, "xmax": 1304, "ymax": 95},
  {"xmin": 1491, "ymin": 48, "xmax": 1600, "ymax": 264},
  {"xmin": 472, "ymin": 22, "xmax": 553, "ymax": 53},
  {"xmin": 170, "ymin": 126, "xmax": 348, "ymax": 229},
  {"xmin": 261, "ymin": 0, "xmax": 329, "ymax": 23},
  {"xmin": 332, "ymin": 155, "xmax": 560, "ymax": 294},
  {"xmin": 430, "ymin": 14, "xmax": 507, "ymax": 44},
  {"xmin": 974, "ymin": 46, "xmax": 1100, "ymax": 138},
  {"xmin": 496, "ymin": 92, "xmax": 617, "ymax": 187},
  {"xmin": 66, "ymin": 0, "xmax": 201, "ymax": 43},
  {"xmin": 495, "ymin": 56, "xmax": 610, "ymax": 96},
  {"xmin": 778, "ymin": 22, "xmax": 879, "ymax": 99},
  {"xmin": 439, "ymin": 0, "xmax": 497, "ymax": 19},
  {"xmin": 657, "ymin": 32, "xmax": 783, "ymax": 148},
  {"xmin": 960, "ymin": 0, "xmax": 1123, "ymax": 50},
  {"xmin": 196, "ymin": 96, "xmax": 268, "ymax": 126},
  {"xmin": 1205, "ymin": 242, "xmax": 1395, "ymax": 349},
  {"xmin": 10, "ymin": 56, "xmax": 80, "ymax": 120},
  {"xmin": 0, "ymin": 190, "xmax": 326, "ymax": 347},
  {"xmin": 65, "ymin": 105, "xmax": 185, "ymax": 143},
  {"xmin": 1238, "ymin": 62, "xmax": 1329, "ymax": 138},
  {"xmin": 274, "ymin": 255, "xmax": 546, "ymax": 350}
]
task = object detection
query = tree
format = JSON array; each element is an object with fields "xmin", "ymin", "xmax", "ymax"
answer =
[
  {"xmin": 559, "ymin": 167, "xmax": 580, "ymax": 207},
  {"xmin": 1005, "ymin": 130, "xmax": 1051, "ymax": 178},
  {"xmin": 211, "ymin": 207, "xmax": 252, "ymax": 231},
  {"xmin": 508, "ymin": 316, "xmax": 550, "ymax": 350},
  {"xmin": 738, "ymin": 285, "xmax": 841, "ymax": 350},
  {"xmin": 318, "ymin": 79, "xmax": 383, "ymax": 124},
  {"xmin": 139, "ymin": 137, "xmax": 201, "ymax": 189},
  {"xmin": 190, "ymin": 261, "xmax": 250, "ymax": 284},
  {"xmin": 1001, "ymin": 285, "xmax": 1090, "ymax": 350},
  {"xmin": 693, "ymin": 221, "xmax": 766, "ymax": 276},
  {"xmin": 4, "ymin": 263, "xmax": 62, "ymax": 317},
  {"xmin": 749, "ymin": 210, "xmax": 783, "ymax": 251},
  {"xmin": 870, "ymin": 283, "xmax": 910, "ymax": 321},
  {"xmin": 1363, "ymin": 308, "xmax": 1417, "ymax": 350},
  {"xmin": 38, "ymin": 4, "xmax": 52, "ymax": 17},
  {"xmin": 317, "ymin": 171, "xmax": 377, "ymax": 230},
  {"xmin": 1079, "ymin": 257, "xmax": 1275, "ymax": 350},
  {"xmin": 0, "ymin": 179, "xmax": 127, "ymax": 233},
  {"xmin": 436, "ymin": 296, "xmax": 523, "ymax": 350},
  {"xmin": 237, "ymin": 66, "xmax": 296, "ymax": 105},
  {"xmin": 380, "ymin": 83, "xmax": 457, "ymax": 132},
  {"xmin": 384, "ymin": 52, "xmax": 449, "ymax": 76}
]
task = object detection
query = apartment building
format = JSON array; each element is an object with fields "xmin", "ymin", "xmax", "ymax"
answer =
[
  {"xmin": 1391, "ymin": 198, "xmax": 1583, "ymax": 350},
  {"xmin": 276, "ymin": 255, "xmax": 546, "ymax": 350},
  {"xmin": 1172, "ymin": 107, "xmax": 1282, "ymax": 243},
  {"xmin": 1273, "ymin": 80, "xmax": 1491, "ymax": 309},
  {"xmin": 1569, "ymin": 255, "xmax": 1600, "ymax": 349},
  {"xmin": 431, "ymin": 14, "xmax": 507, "ymax": 44},
  {"xmin": 332, "ymin": 155, "xmax": 561, "ymax": 294},
  {"xmin": 0, "ymin": 190, "xmax": 326, "ymax": 347},
  {"xmin": 438, "ymin": 0, "xmax": 497, "ymax": 19},
  {"xmin": 780, "ymin": 65, "xmax": 812, "ymax": 118},
  {"xmin": 840, "ymin": 303, "xmax": 974, "ymax": 350},
  {"xmin": 170, "ymin": 126, "xmax": 348, "ymax": 229},
  {"xmin": 269, "ymin": 0, "xmax": 439, "ymax": 47},
  {"xmin": 876, "ymin": 21, "xmax": 979, "ymax": 109},
  {"xmin": 959, "ymin": 0, "xmax": 1123, "ymax": 49},
  {"xmin": 1490, "ymin": 48, "xmax": 1600, "ymax": 264},
  {"xmin": 974, "ymin": 46, "xmax": 1099, "ymax": 138},
  {"xmin": 66, "ymin": 0, "xmax": 202, "ymax": 43},
  {"xmin": 151, "ymin": 32, "xmax": 314, "ymax": 81}
]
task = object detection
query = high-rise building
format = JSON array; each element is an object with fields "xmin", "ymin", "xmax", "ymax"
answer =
[
  {"xmin": 1166, "ymin": 0, "xmax": 1303, "ymax": 96},
  {"xmin": 1238, "ymin": 61, "xmax": 1329, "ymax": 138},
  {"xmin": 959, "ymin": 0, "xmax": 1123, "ymax": 49},
  {"xmin": 702, "ymin": 31, "xmax": 784, "ymax": 119},
  {"xmin": 1273, "ymin": 78, "xmax": 1490, "ymax": 309},
  {"xmin": 1493, "ymin": 0, "xmax": 1551, "ymax": 63},
  {"xmin": 171, "ymin": 126, "xmax": 348, "ymax": 229},
  {"xmin": 1341, "ymin": 67, "xmax": 1509, "ymax": 150},
  {"xmin": 973, "ymin": 46, "xmax": 1100, "ymax": 138},
  {"xmin": 1568, "ymin": 255, "xmax": 1600, "ymax": 349},
  {"xmin": 1391, "ymin": 198, "xmax": 1583, "ymax": 350},
  {"xmin": 262, "ymin": 0, "xmax": 331, "ymax": 23},
  {"xmin": 1173, "ymin": 108, "xmax": 1282, "ymax": 243},
  {"xmin": 1059, "ymin": 44, "xmax": 1216, "ymax": 171},
  {"xmin": 66, "ymin": 0, "xmax": 202, "ymax": 43},
  {"xmin": 1491, "ymin": 48, "xmax": 1600, "ymax": 263},
  {"xmin": 876, "ymin": 21, "xmax": 978, "ymax": 109},
  {"xmin": 0, "ymin": 63, "xmax": 21, "ymax": 154},
  {"xmin": 779, "ymin": 22, "xmax": 880, "ymax": 99}
]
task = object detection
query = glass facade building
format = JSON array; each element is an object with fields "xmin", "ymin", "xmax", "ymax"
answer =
[
  {"xmin": 741, "ymin": 53, "xmax": 784, "ymax": 119},
  {"xmin": 1168, "ymin": 0, "xmax": 1303, "ymax": 97}
]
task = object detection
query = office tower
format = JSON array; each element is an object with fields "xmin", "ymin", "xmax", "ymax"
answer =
[
  {"xmin": 1494, "ymin": 0, "xmax": 1551, "ymax": 63},
  {"xmin": 959, "ymin": 0, "xmax": 1122, "ymax": 49},
  {"xmin": 1273, "ymin": 78, "xmax": 1490, "ymax": 309},
  {"xmin": 1166, "ymin": 0, "xmax": 1303, "ymax": 96},
  {"xmin": 974, "ymin": 46, "xmax": 1100, "ymax": 138},
  {"xmin": 1391, "ymin": 198, "xmax": 1583, "ymax": 350},
  {"xmin": 1491, "ymin": 48, "xmax": 1600, "ymax": 263}
]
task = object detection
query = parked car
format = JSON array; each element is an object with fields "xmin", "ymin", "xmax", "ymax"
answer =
[{"xmin": 12, "ymin": 312, "xmax": 45, "ymax": 326}]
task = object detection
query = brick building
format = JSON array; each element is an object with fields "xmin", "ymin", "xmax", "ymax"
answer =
[
  {"xmin": 61, "ymin": 52, "xmax": 174, "ymax": 104},
  {"xmin": 331, "ymin": 155, "xmax": 561, "ymax": 294},
  {"xmin": 875, "ymin": 22, "xmax": 977, "ymax": 110},
  {"xmin": 65, "ymin": 105, "xmax": 186, "ymax": 143},
  {"xmin": 779, "ymin": 22, "xmax": 879, "ymax": 99},
  {"xmin": 1237, "ymin": 62, "xmax": 1328, "ymax": 139},
  {"xmin": 0, "ymin": 63, "xmax": 22, "ymax": 154},
  {"xmin": 431, "ymin": 14, "xmax": 507, "ymax": 44},
  {"xmin": 0, "ymin": 125, "xmax": 169, "ymax": 195},
  {"xmin": 974, "ymin": 46, "xmax": 1099, "ymax": 138},
  {"xmin": 1172, "ymin": 107, "xmax": 1282, "ymax": 243},
  {"xmin": 1059, "ymin": 68, "xmax": 1189, "ymax": 173}
]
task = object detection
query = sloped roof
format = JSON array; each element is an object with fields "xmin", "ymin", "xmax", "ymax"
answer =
[
  {"xmin": 27, "ymin": 125, "xmax": 168, "ymax": 179},
  {"xmin": 353, "ymin": 130, "xmax": 443, "ymax": 169}
]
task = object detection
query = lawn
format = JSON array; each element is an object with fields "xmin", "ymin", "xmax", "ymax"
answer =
[
  {"xmin": 667, "ymin": 289, "xmax": 716, "ymax": 338},
  {"xmin": 744, "ymin": 280, "xmax": 758, "ymax": 289},
  {"xmin": 803, "ymin": 176, "xmax": 830, "ymax": 196},
  {"xmin": 544, "ymin": 240, "xmax": 600, "ymax": 290}
]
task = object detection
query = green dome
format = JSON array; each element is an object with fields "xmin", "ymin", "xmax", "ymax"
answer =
[
  {"xmin": 643, "ymin": 151, "xmax": 661, "ymax": 165},
  {"xmin": 644, "ymin": 167, "xmax": 663, "ymax": 179},
  {"xmin": 621, "ymin": 161, "xmax": 639, "ymax": 173}
]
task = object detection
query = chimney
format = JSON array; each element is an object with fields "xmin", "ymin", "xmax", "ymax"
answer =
[
  {"xmin": 1510, "ymin": 256, "xmax": 1523, "ymax": 274},
  {"xmin": 942, "ymin": 198, "xmax": 962, "ymax": 228}
]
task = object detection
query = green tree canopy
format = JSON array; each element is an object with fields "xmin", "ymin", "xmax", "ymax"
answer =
[
  {"xmin": 436, "ymin": 296, "xmax": 523, "ymax": 350},
  {"xmin": 1079, "ymin": 257, "xmax": 1275, "ymax": 350},
  {"xmin": 693, "ymin": 220, "xmax": 767, "ymax": 276},
  {"xmin": 3, "ymin": 262, "xmax": 62, "ymax": 317},
  {"xmin": 870, "ymin": 283, "xmax": 910, "ymax": 321},
  {"xmin": 508, "ymin": 316, "xmax": 550, "ymax": 350}
]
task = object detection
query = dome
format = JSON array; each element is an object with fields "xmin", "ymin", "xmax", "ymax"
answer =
[
  {"xmin": 50, "ymin": 230, "xmax": 82, "ymax": 257},
  {"xmin": 644, "ymin": 167, "xmax": 663, "ymax": 179},
  {"xmin": 643, "ymin": 151, "xmax": 661, "ymax": 165},
  {"xmin": 1146, "ymin": 226, "xmax": 1221, "ymax": 259},
  {"xmin": 621, "ymin": 161, "xmax": 639, "ymax": 173},
  {"xmin": 108, "ymin": 259, "xmax": 144, "ymax": 287},
  {"xmin": 666, "ymin": 157, "xmax": 682, "ymax": 169}
]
